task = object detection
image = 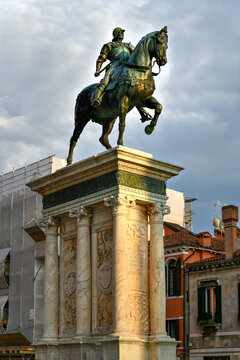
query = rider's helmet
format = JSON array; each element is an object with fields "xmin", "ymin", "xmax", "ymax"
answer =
[{"xmin": 112, "ymin": 27, "xmax": 125, "ymax": 40}]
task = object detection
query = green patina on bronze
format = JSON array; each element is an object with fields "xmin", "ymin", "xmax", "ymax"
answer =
[
  {"xmin": 43, "ymin": 170, "xmax": 166, "ymax": 209},
  {"xmin": 67, "ymin": 26, "xmax": 168, "ymax": 165}
]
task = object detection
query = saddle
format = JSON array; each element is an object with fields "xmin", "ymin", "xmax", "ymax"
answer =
[
  {"xmin": 105, "ymin": 64, "xmax": 124, "ymax": 91},
  {"xmin": 105, "ymin": 63, "xmax": 154, "ymax": 93}
]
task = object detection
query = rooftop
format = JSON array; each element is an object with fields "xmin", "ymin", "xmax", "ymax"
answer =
[{"xmin": 164, "ymin": 222, "xmax": 225, "ymax": 252}]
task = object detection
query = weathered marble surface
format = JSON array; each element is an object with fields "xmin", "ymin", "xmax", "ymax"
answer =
[
  {"xmin": 70, "ymin": 206, "xmax": 92, "ymax": 336},
  {"xmin": 128, "ymin": 205, "xmax": 149, "ymax": 334},
  {"xmin": 105, "ymin": 195, "xmax": 134, "ymax": 334},
  {"xmin": 149, "ymin": 203, "xmax": 170, "ymax": 335},
  {"xmin": 62, "ymin": 238, "xmax": 76, "ymax": 335},
  {"xmin": 97, "ymin": 228, "xmax": 113, "ymax": 329},
  {"xmin": 40, "ymin": 217, "xmax": 59, "ymax": 340}
]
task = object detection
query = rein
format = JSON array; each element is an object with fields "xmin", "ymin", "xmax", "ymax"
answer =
[{"xmin": 125, "ymin": 60, "xmax": 161, "ymax": 76}]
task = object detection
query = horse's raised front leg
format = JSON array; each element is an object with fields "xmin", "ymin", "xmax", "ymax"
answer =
[
  {"xmin": 141, "ymin": 96, "xmax": 162, "ymax": 135},
  {"xmin": 99, "ymin": 118, "xmax": 117, "ymax": 149},
  {"xmin": 118, "ymin": 96, "xmax": 129, "ymax": 146}
]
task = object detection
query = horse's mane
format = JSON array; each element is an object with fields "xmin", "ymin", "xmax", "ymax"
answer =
[
  {"xmin": 127, "ymin": 31, "xmax": 159, "ymax": 65},
  {"xmin": 135, "ymin": 31, "xmax": 159, "ymax": 52}
]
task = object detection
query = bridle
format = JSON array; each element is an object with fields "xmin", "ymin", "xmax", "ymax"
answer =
[{"xmin": 125, "ymin": 36, "xmax": 162, "ymax": 76}]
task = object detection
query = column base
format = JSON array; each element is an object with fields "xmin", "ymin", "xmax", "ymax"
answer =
[
  {"xmin": 149, "ymin": 334, "xmax": 178, "ymax": 360},
  {"xmin": 35, "ymin": 334, "xmax": 177, "ymax": 360}
]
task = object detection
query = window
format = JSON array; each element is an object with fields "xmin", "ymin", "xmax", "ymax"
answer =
[
  {"xmin": 165, "ymin": 258, "xmax": 181, "ymax": 297},
  {"xmin": 205, "ymin": 286, "xmax": 216, "ymax": 321},
  {"xmin": 198, "ymin": 283, "xmax": 221, "ymax": 323},
  {"xmin": 166, "ymin": 319, "xmax": 179, "ymax": 340}
]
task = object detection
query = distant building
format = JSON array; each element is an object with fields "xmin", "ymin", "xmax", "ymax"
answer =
[
  {"xmin": 0, "ymin": 156, "xmax": 65, "ymax": 359},
  {"xmin": 165, "ymin": 189, "xmax": 185, "ymax": 227},
  {"xmin": 164, "ymin": 222, "xmax": 225, "ymax": 360},
  {"xmin": 185, "ymin": 205, "xmax": 240, "ymax": 360}
]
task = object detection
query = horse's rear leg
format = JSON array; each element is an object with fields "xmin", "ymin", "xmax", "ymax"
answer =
[
  {"xmin": 67, "ymin": 113, "xmax": 90, "ymax": 165},
  {"xmin": 99, "ymin": 118, "xmax": 117, "ymax": 149},
  {"xmin": 117, "ymin": 96, "xmax": 129, "ymax": 146}
]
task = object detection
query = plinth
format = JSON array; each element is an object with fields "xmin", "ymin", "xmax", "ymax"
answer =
[{"xmin": 28, "ymin": 146, "xmax": 183, "ymax": 360}]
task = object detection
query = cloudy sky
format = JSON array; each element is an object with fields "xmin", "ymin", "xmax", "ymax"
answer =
[{"xmin": 0, "ymin": 0, "xmax": 239, "ymax": 233}]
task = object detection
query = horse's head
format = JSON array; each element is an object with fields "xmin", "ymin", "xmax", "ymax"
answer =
[{"xmin": 154, "ymin": 26, "xmax": 168, "ymax": 67}]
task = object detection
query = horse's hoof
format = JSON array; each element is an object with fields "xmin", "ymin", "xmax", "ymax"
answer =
[
  {"xmin": 66, "ymin": 159, "xmax": 72, "ymax": 166},
  {"xmin": 145, "ymin": 125, "xmax": 154, "ymax": 135},
  {"xmin": 99, "ymin": 137, "xmax": 112, "ymax": 150}
]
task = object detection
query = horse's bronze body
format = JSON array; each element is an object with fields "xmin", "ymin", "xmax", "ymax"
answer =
[{"xmin": 67, "ymin": 27, "xmax": 168, "ymax": 165}]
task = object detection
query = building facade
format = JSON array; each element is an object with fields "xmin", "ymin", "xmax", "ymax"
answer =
[
  {"xmin": 164, "ymin": 223, "xmax": 225, "ymax": 360},
  {"xmin": 185, "ymin": 205, "xmax": 240, "ymax": 360}
]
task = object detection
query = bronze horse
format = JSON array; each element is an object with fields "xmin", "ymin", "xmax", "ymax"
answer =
[{"xmin": 67, "ymin": 26, "xmax": 168, "ymax": 165}]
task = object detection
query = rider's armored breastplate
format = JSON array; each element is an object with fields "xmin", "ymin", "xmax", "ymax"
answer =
[{"xmin": 108, "ymin": 44, "xmax": 131, "ymax": 62}]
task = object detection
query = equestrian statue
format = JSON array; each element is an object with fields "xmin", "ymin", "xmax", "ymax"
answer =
[{"xmin": 67, "ymin": 26, "xmax": 168, "ymax": 165}]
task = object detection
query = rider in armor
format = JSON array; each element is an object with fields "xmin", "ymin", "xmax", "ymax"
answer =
[
  {"xmin": 92, "ymin": 28, "xmax": 152, "ymax": 122},
  {"xmin": 92, "ymin": 27, "xmax": 133, "ymax": 106}
]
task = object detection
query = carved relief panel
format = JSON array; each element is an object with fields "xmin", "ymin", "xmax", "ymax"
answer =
[
  {"xmin": 128, "ymin": 206, "xmax": 149, "ymax": 333},
  {"xmin": 61, "ymin": 238, "xmax": 77, "ymax": 336},
  {"xmin": 97, "ymin": 229, "xmax": 113, "ymax": 330}
]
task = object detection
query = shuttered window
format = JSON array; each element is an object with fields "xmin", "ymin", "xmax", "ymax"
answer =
[{"xmin": 198, "ymin": 284, "xmax": 221, "ymax": 323}]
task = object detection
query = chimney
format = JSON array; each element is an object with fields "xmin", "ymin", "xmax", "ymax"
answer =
[
  {"xmin": 196, "ymin": 232, "xmax": 211, "ymax": 247},
  {"xmin": 222, "ymin": 205, "xmax": 238, "ymax": 259}
]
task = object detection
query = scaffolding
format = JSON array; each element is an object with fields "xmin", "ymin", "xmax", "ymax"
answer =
[
  {"xmin": 0, "ymin": 156, "xmax": 65, "ymax": 356},
  {"xmin": 184, "ymin": 197, "xmax": 197, "ymax": 232},
  {"xmin": 0, "ymin": 351, "xmax": 35, "ymax": 359}
]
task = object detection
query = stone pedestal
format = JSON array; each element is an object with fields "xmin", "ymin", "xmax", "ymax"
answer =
[{"xmin": 28, "ymin": 146, "xmax": 183, "ymax": 360}]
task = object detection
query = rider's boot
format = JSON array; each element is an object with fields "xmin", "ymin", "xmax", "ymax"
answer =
[{"xmin": 92, "ymin": 84, "xmax": 105, "ymax": 107}]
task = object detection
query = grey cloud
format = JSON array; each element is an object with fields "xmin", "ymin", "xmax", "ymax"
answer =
[{"xmin": 0, "ymin": 0, "xmax": 239, "ymax": 233}]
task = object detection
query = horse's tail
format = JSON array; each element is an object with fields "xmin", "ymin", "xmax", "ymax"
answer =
[
  {"xmin": 74, "ymin": 88, "xmax": 91, "ymax": 126},
  {"xmin": 69, "ymin": 87, "xmax": 93, "ymax": 144}
]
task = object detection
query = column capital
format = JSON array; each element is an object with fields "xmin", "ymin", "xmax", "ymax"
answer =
[
  {"xmin": 69, "ymin": 206, "xmax": 92, "ymax": 223},
  {"xmin": 38, "ymin": 216, "xmax": 60, "ymax": 232},
  {"xmin": 104, "ymin": 194, "xmax": 135, "ymax": 216},
  {"xmin": 148, "ymin": 203, "xmax": 170, "ymax": 221}
]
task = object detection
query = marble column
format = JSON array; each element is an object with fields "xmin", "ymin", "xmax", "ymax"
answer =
[
  {"xmin": 149, "ymin": 202, "xmax": 170, "ymax": 336},
  {"xmin": 105, "ymin": 195, "xmax": 135, "ymax": 334},
  {"xmin": 69, "ymin": 206, "xmax": 92, "ymax": 336},
  {"xmin": 39, "ymin": 216, "xmax": 60, "ymax": 341}
]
